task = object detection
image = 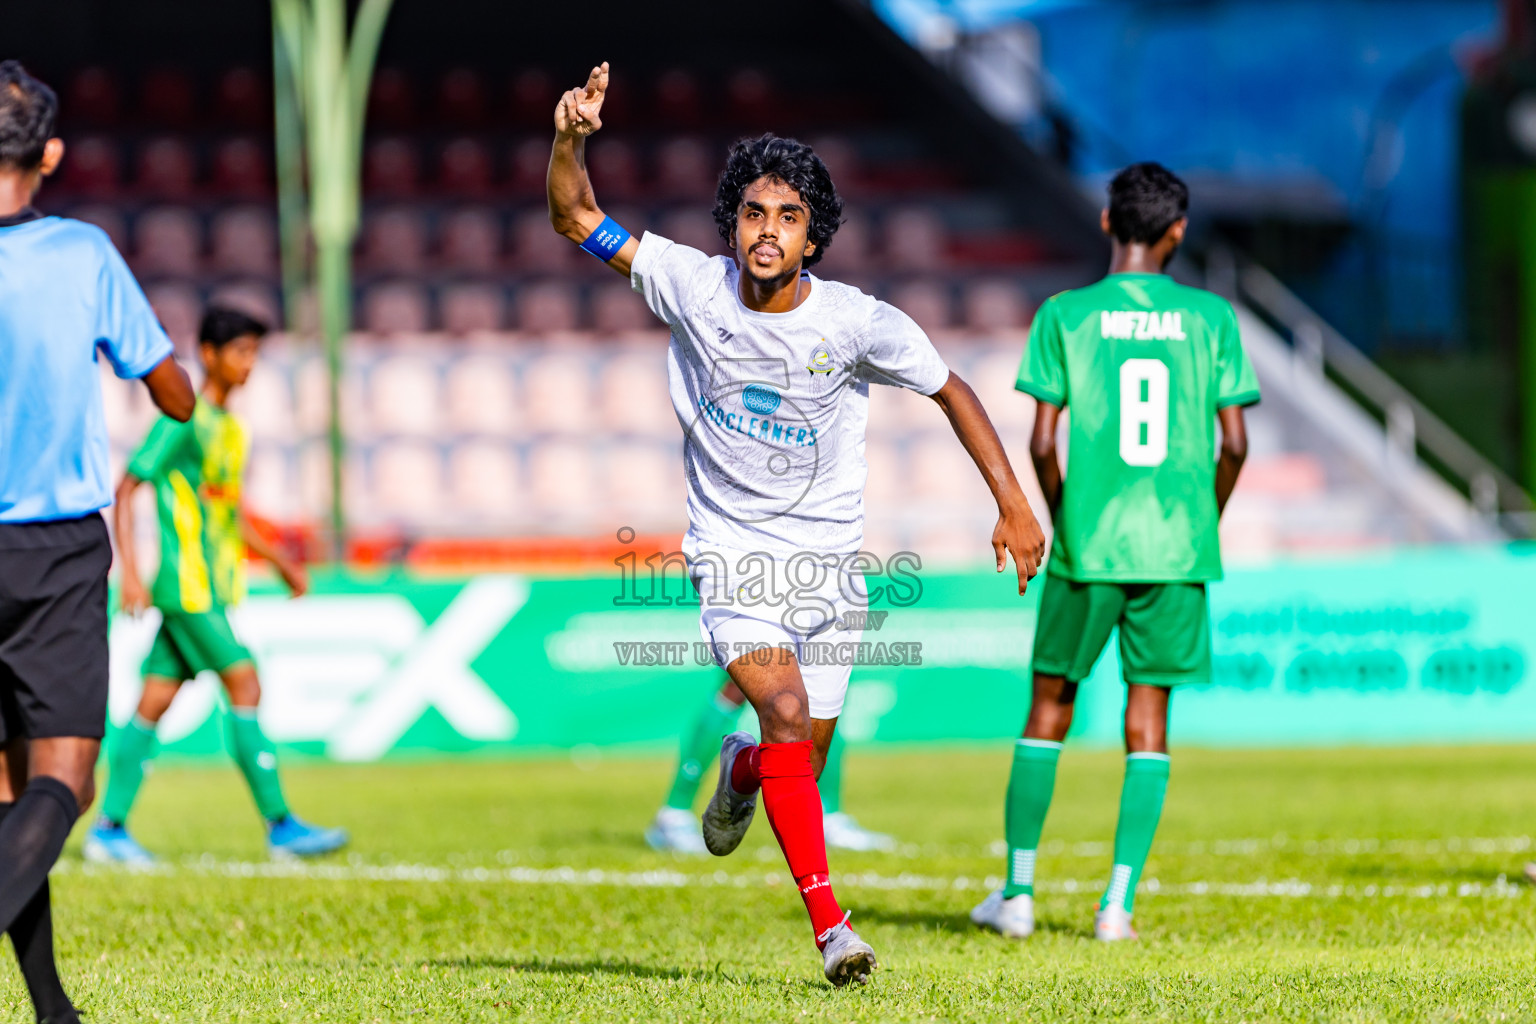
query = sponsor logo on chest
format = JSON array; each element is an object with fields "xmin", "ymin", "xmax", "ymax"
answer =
[{"xmin": 1101, "ymin": 310, "xmax": 1186, "ymax": 341}]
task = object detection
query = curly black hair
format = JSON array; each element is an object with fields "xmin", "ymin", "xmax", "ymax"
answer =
[
  {"xmin": 199, "ymin": 306, "xmax": 269, "ymax": 348},
  {"xmin": 1107, "ymin": 162, "xmax": 1188, "ymax": 245},
  {"xmin": 0, "ymin": 61, "xmax": 57, "ymax": 170},
  {"xmin": 712, "ymin": 133, "xmax": 842, "ymax": 268}
]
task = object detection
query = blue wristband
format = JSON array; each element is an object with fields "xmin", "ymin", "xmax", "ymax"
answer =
[{"xmin": 579, "ymin": 216, "xmax": 632, "ymax": 262}]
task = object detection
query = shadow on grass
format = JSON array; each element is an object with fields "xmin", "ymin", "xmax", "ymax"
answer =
[
  {"xmin": 854, "ymin": 906, "xmax": 1092, "ymax": 940},
  {"xmin": 425, "ymin": 956, "xmax": 742, "ymax": 982}
]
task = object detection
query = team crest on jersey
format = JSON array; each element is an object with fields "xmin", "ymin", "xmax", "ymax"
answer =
[
  {"xmin": 806, "ymin": 343, "xmax": 834, "ymax": 375},
  {"xmin": 741, "ymin": 383, "xmax": 782, "ymax": 415}
]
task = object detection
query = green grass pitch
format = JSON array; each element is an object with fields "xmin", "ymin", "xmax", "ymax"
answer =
[{"xmin": 23, "ymin": 745, "xmax": 1536, "ymax": 1021}]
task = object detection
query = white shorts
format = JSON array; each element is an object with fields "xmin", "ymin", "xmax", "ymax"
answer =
[{"xmin": 689, "ymin": 553, "xmax": 868, "ymax": 720}]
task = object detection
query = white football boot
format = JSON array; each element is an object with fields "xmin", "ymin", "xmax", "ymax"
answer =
[
  {"xmin": 1094, "ymin": 904, "xmax": 1139, "ymax": 941},
  {"xmin": 819, "ymin": 914, "xmax": 878, "ymax": 987},
  {"xmin": 700, "ymin": 731, "xmax": 759, "ymax": 856},
  {"xmin": 644, "ymin": 807, "xmax": 707, "ymax": 854},
  {"xmin": 970, "ymin": 888, "xmax": 1035, "ymax": 938}
]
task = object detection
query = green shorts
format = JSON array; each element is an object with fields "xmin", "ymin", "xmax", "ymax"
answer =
[
  {"xmin": 142, "ymin": 608, "xmax": 254, "ymax": 682},
  {"xmin": 1031, "ymin": 575, "xmax": 1211, "ymax": 687}
]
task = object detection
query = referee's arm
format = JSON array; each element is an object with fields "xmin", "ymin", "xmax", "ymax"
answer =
[{"xmin": 140, "ymin": 355, "xmax": 194, "ymax": 421}]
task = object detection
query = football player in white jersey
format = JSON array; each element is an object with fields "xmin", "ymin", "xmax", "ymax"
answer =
[{"xmin": 548, "ymin": 62, "xmax": 1046, "ymax": 987}]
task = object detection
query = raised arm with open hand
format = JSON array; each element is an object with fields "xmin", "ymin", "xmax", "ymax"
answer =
[{"xmin": 547, "ymin": 61, "xmax": 639, "ymax": 277}]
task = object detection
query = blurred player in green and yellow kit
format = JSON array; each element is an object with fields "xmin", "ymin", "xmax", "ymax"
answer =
[
  {"xmin": 971, "ymin": 163, "xmax": 1258, "ymax": 942},
  {"xmin": 87, "ymin": 308, "xmax": 348, "ymax": 863}
]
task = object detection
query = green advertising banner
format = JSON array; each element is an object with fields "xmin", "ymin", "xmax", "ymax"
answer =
[{"xmin": 107, "ymin": 546, "xmax": 1536, "ymax": 759}]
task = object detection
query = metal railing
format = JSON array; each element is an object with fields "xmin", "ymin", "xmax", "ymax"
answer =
[{"xmin": 1205, "ymin": 245, "xmax": 1533, "ymax": 537}]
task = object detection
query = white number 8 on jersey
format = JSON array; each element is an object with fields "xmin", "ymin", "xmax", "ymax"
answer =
[{"xmin": 1119, "ymin": 358, "xmax": 1169, "ymax": 467}]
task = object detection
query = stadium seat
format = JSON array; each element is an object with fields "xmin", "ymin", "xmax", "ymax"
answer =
[
  {"xmin": 815, "ymin": 208, "xmax": 871, "ymax": 274},
  {"xmin": 138, "ymin": 67, "xmax": 196, "ymax": 126},
  {"xmin": 298, "ymin": 442, "xmax": 365, "ymax": 521},
  {"xmin": 808, "ymin": 134, "xmax": 862, "ymax": 188},
  {"xmin": 888, "ymin": 280, "xmax": 952, "ymax": 332},
  {"xmin": 68, "ymin": 205, "xmax": 128, "ymax": 252},
  {"xmin": 507, "ymin": 137, "xmax": 549, "ymax": 197},
  {"xmin": 587, "ymin": 138, "xmax": 642, "ymax": 201},
  {"xmin": 230, "ymin": 361, "xmax": 296, "ymax": 443},
  {"xmin": 360, "ymin": 281, "xmax": 431, "ymax": 336},
  {"xmin": 439, "ymin": 206, "xmax": 503, "ymax": 273},
  {"xmin": 653, "ymin": 69, "xmax": 703, "ymax": 127},
  {"xmin": 135, "ymin": 137, "xmax": 198, "ymax": 198},
  {"xmin": 511, "ymin": 209, "xmax": 579, "ymax": 273},
  {"xmin": 966, "ymin": 347, "xmax": 1033, "ymax": 431},
  {"xmin": 440, "ymin": 282, "xmax": 507, "ymax": 334},
  {"xmin": 363, "ymin": 137, "xmax": 420, "ymax": 197},
  {"xmin": 600, "ymin": 440, "xmax": 682, "ymax": 523},
  {"xmin": 437, "ymin": 137, "xmax": 495, "ymax": 196},
  {"xmin": 908, "ymin": 434, "xmax": 990, "ymax": 507},
  {"xmin": 654, "ymin": 137, "xmax": 715, "ymax": 198},
  {"xmin": 655, "ymin": 208, "xmax": 718, "ymax": 256},
  {"xmin": 65, "ymin": 67, "xmax": 120, "ymax": 127},
  {"xmin": 211, "ymin": 137, "xmax": 271, "ymax": 198},
  {"xmin": 527, "ymin": 439, "xmax": 596, "ymax": 520},
  {"xmin": 862, "ymin": 437, "xmax": 900, "ymax": 505},
  {"xmin": 367, "ymin": 68, "xmax": 417, "ymax": 129},
  {"xmin": 883, "ymin": 207, "xmax": 949, "ymax": 271},
  {"xmin": 444, "ymin": 355, "xmax": 520, "ymax": 436},
  {"xmin": 55, "ymin": 136, "xmax": 120, "ymax": 197},
  {"xmin": 596, "ymin": 346, "xmax": 673, "ymax": 436},
  {"xmin": 207, "ymin": 280, "xmax": 281, "ymax": 330},
  {"xmin": 522, "ymin": 350, "xmax": 593, "ymax": 433},
  {"xmin": 509, "ymin": 68, "xmax": 558, "ymax": 129},
  {"xmin": 215, "ymin": 67, "xmax": 269, "ymax": 129},
  {"xmin": 447, "ymin": 440, "xmax": 522, "ymax": 517},
  {"xmin": 436, "ymin": 68, "xmax": 488, "ymax": 127},
  {"xmin": 359, "ymin": 207, "xmax": 428, "ymax": 274},
  {"xmin": 515, "ymin": 281, "xmax": 582, "ymax": 334},
  {"xmin": 209, "ymin": 206, "xmax": 278, "ymax": 276},
  {"xmin": 133, "ymin": 206, "xmax": 202, "ymax": 276},
  {"xmin": 865, "ymin": 374, "xmax": 931, "ymax": 441},
  {"xmin": 244, "ymin": 447, "xmax": 297, "ymax": 520},
  {"xmin": 295, "ymin": 358, "xmax": 368, "ymax": 439},
  {"xmin": 143, "ymin": 282, "xmax": 202, "ymax": 351},
  {"xmin": 726, "ymin": 68, "xmax": 775, "ymax": 129},
  {"xmin": 369, "ymin": 355, "xmax": 443, "ymax": 437},
  {"xmin": 590, "ymin": 280, "xmax": 654, "ymax": 334},
  {"xmin": 962, "ymin": 279, "xmax": 1031, "ymax": 332}
]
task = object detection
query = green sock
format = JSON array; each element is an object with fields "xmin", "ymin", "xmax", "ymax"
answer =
[
  {"xmin": 100, "ymin": 715, "xmax": 159, "ymax": 826},
  {"xmin": 819, "ymin": 731, "xmax": 846, "ymax": 816},
  {"xmin": 1101, "ymin": 752, "xmax": 1171, "ymax": 914},
  {"xmin": 226, "ymin": 706, "xmax": 290, "ymax": 822},
  {"xmin": 663, "ymin": 692, "xmax": 743, "ymax": 811},
  {"xmin": 1003, "ymin": 739, "xmax": 1062, "ymax": 898}
]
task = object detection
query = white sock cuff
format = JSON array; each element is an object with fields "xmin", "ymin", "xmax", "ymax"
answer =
[
  {"xmin": 1126, "ymin": 752, "xmax": 1170, "ymax": 762},
  {"xmin": 1017, "ymin": 738, "xmax": 1064, "ymax": 751}
]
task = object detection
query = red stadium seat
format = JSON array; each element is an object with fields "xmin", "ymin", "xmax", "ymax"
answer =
[
  {"xmin": 654, "ymin": 137, "xmax": 715, "ymax": 199},
  {"xmin": 595, "ymin": 348, "xmax": 673, "ymax": 437},
  {"xmin": 448, "ymin": 441, "xmax": 522, "ymax": 518},
  {"xmin": 511, "ymin": 209, "xmax": 579, "ymax": 272},
  {"xmin": 508, "ymin": 69, "xmax": 557, "ymax": 130},
  {"xmin": 55, "ymin": 136, "xmax": 120, "ymax": 197},
  {"xmin": 440, "ymin": 283, "xmax": 507, "ymax": 334},
  {"xmin": 367, "ymin": 68, "xmax": 417, "ymax": 129},
  {"xmin": 655, "ymin": 209, "xmax": 719, "ymax": 256},
  {"xmin": 444, "ymin": 356, "xmax": 520, "ymax": 436},
  {"xmin": 67, "ymin": 205, "xmax": 128, "ymax": 252},
  {"xmin": 507, "ymin": 137, "xmax": 549, "ymax": 197},
  {"xmin": 653, "ymin": 69, "xmax": 702, "ymax": 127},
  {"xmin": 814, "ymin": 208, "xmax": 871, "ymax": 274},
  {"xmin": 209, "ymin": 206, "xmax": 278, "ymax": 276},
  {"xmin": 133, "ymin": 206, "xmax": 202, "ymax": 276},
  {"xmin": 883, "ymin": 206, "xmax": 949, "ymax": 271},
  {"xmin": 437, "ymin": 68, "xmax": 487, "ymax": 127},
  {"xmin": 962, "ymin": 279, "xmax": 1031, "ymax": 332},
  {"xmin": 135, "ymin": 137, "xmax": 198, "ymax": 198},
  {"xmin": 522, "ymin": 350, "xmax": 593, "ymax": 433},
  {"xmin": 371, "ymin": 442, "xmax": 446, "ymax": 522},
  {"xmin": 587, "ymin": 138, "xmax": 642, "ymax": 201},
  {"xmin": 527, "ymin": 439, "xmax": 596, "ymax": 519},
  {"xmin": 361, "ymin": 281, "xmax": 431, "ymax": 335},
  {"xmin": 439, "ymin": 206, "xmax": 503, "ymax": 273},
  {"xmin": 359, "ymin": 207, "xmax": 428, "ymax": 274},
  {"xmin": 65, "ymin": 68, "xmax": 120, "ymax": 127},
  {"xmin": 208, "ymin": 280, "xmax": 281, "ymax": 330},
  {"xmin": 215, "ymin": 67, "xmax": 269, "ymax": 129},
  {"xmin": 143, "ymin": 282, "xmax": 202, "ymax": 351},
  {"xmin": 726, "ymin": 68, "xmax": 775, "ymax": 129},
  {"xmin": 515, "ymin": 281, "xmax": 581, "ymax": 333},
  {"xmin": 590, "ymin": 281, "xmax": 654, "ymax": 334},
  {"xmin": 211, "ymin": 137, "xmax": 271, "ymax": 198},
  {"xmin": 370, "ymin": 355, "xmax": 444, "ymax": 437},
  {"xmin": 138, "ymin": 67, "xmax": 196, "ymax": 126},
  {"xmin": 601, "ymin": 440, "xmax": 682, "ymax": 524},
  {"xmin": 808, "ymin": 135, "xmax": 862, "ymax": 189},
  {"xmin": 363, "ymin": 138, "xmax": 420, "ymax": 198},
  {"xmin": 888, "ymin": 280, "xmax": 953, "ymax": 332},
  {"xmin": 437, "ymin": 137, "xmax": 495, "ymax": 197}
]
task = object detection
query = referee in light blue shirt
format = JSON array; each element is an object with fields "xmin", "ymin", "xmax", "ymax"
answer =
[{"xmin": 0, "ymin": 61, "xmax": 194, "ymax": 1023}]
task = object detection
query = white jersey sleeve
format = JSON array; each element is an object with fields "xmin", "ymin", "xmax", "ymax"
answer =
[
  {"xmin": 853, "ymin": 299, "xmax": 951, "ymax": 396},
  {"xmin": 630, "ymin": 231, "xmax": 720, "ymax": 327}
]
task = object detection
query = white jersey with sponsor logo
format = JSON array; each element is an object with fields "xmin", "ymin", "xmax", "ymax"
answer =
[{"xmin": 630, "ymin": 232, "xmax": 950, "ymax": 558}]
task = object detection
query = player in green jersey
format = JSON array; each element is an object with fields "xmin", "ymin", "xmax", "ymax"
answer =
[
  {"xmin": 971, "ymin": 163, "xmax": 1258, "ymax": 942},
  {"xmin": 645, "ymin": 676, "xmax": 894, "ymax": 853},
  {"xmin": 87, "ymin": 308, "xmax": 348, "ymax": 863}
]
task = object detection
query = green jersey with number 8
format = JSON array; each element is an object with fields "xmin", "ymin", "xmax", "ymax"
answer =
[{"xmin": 1015, "ymin": 272, "xmax": 1260, "ymax": 583}]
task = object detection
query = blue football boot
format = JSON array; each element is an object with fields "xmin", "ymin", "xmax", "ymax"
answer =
[
  {"xmin": 267, "ymin": 815, "xmax": 349, "ymax": 859},
  {"xmin": 83, "ymin": 820, "xmax": 155, "ymax": 865}
]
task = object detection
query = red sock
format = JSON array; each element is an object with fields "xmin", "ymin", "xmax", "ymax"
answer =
[
  {"xmin": 730, "ymin": 744, "xmax": 761, "ymax": 795},
  {"xmin": 758, "ymin": 741, "xmax": 846, "ymax": 946}
]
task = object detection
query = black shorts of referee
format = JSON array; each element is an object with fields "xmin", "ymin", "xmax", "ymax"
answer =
[{"xmin": 0, "ymin": 514, "xmax": 112, "ymax": 742}]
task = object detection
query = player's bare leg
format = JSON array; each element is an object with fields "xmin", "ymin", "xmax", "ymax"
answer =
[
  {"xmin": 1096, "ymin": 684, "xmax": 1173, "ymax": 941},
  {"xmin": 974, "ymin": 672, "xmax": 1075, "ymax": 937},
  {"xmin": 701, "ymin": 646, "xmax": 876, "ymax": 986}
]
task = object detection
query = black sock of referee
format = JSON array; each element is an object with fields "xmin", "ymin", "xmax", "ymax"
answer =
[{"xmin": 0, "ymin": 781, "xmax": 79, "ymax": 1023}]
